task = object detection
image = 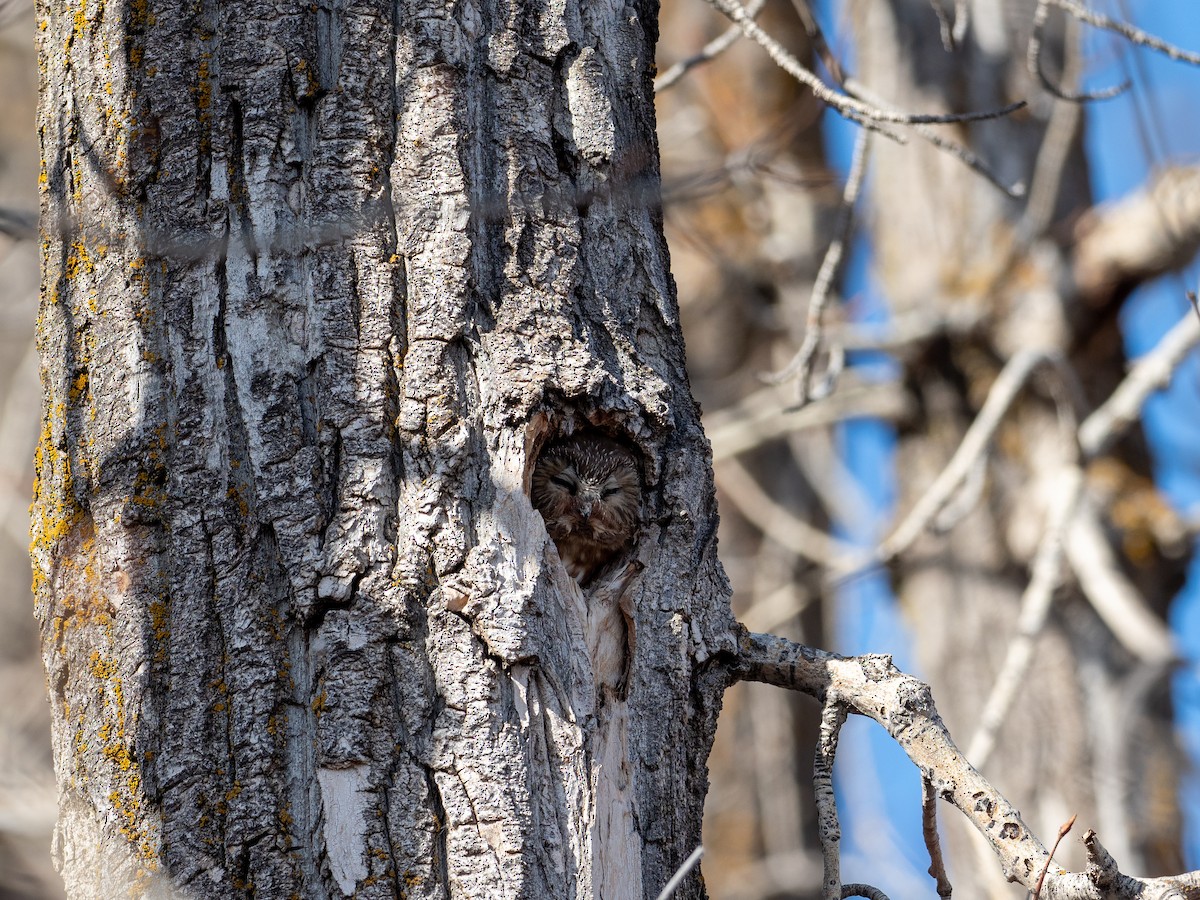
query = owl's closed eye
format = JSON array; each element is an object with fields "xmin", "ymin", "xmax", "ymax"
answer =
[{"xmin": 531, "ymin": 433, "xmax": 641, "ymax": 583}]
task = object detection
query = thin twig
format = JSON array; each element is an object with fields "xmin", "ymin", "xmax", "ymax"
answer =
[
  {"xmin": 965, "ymin": 467, "xmax": 1083, "ymax": 770},
  {"xmin": 1032, "ymin": 815, "xmax": 1078, "ymax": 900},
  {"xmin": 787, "ymin": 3, "xmax": 1022, "ymax": 196},
  {"xmin": 922, "ymin": 777, "xmax": 953, "ymax": 898},
  {"xmin": 878, "ymin": 350, "xmax": 1081, "ymax": 563},
  {"xmin": 704, "ymin": 0, "xmax": 1027, "ymax": 129},
  {"xmin": 786, "ymin": 0, "xmax": 1022, "ymax": 195},
  {"xmin": 655, "ymin": 0, "xmax": 766, "ymax": 92},
  {"xmin": 841, "ymin": 886, "xmax": 891, "ymax": 900},
  {"xmin": 715, "ymin": 457, "xmax": 859, "ymax": 567},
  {"xmin": 815, "ymin": 698, "xmax": 849, "ymax": 900},
  {"xmin": 654, "ymin": 845, "xmax": 705, "ymax": 900},
  {"xmin": 788, "ymin": 0, "xmax": 847, "ymax": 84},
  {"xmin": 844, "ymin": 79, "xmax": 1026, "ymax": 197},
  {"xmin": 1052, "ymin": 0, "xmax": 1200, "ymax": 66},
  {"xmin": 765, "ymin": 130, "xmax": 870, "ymax": 402},
  {"xmin": 1066, "ymin": 502, "xmax": 1177, "ymax": 663},
  {"xmin": 782, "ymin": 0, "xmax": 1023, "ymax": 196},
  {"xmin": 1028, "ymin": 0, "xmax": 1129, "ymax": 102}
]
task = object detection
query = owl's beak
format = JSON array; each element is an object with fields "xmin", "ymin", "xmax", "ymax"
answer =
[{"xmin": 578, "ymin": 493, "xmax": 598, "ymax": 520}]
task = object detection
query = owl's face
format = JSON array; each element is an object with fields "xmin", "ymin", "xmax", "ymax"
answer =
[{"xmin": 531, "ymin": 434, "xmax": 641, "ymax": 577}]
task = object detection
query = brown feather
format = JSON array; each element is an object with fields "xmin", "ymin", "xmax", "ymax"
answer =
[{"xmin": 531, "ymin": 433, "xmax": 641, "ymax": 583}]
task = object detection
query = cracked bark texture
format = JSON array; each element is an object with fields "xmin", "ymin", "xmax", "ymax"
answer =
[{"xmin": 33, "ymin": 0, "xmax": 736, "ymax": 897}]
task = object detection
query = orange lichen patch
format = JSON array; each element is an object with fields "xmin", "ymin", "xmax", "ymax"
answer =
[
  {"xmin": 403, "ymin": 870, "xmax": 426, "ymax": 889},
  {"xmin": 148, "ymin": 598, "xmax": 169, "ymax": 663},
  {"xmin": 124, "ymin": 466, "xmax": 166, "ymax": 512},
  {"xmin": 69, "ymin": 371, "xmax": 90, "ymax": 403},
  {"xmin": 29, "ymin": 403, "xmax": 92, "ymax": 599},
  {"xmin": 30, "ymin": 437, "xmax": 80, "ymax": 546},
  {"xmin": 195, "ymin": 55, "xmax": 212, "ymax": 111},
  {"xmin": 226, "ymin": 484, "xmax": 250, "ymax": 518},
  {"xmin": 279, "ymin": 804, "xmax": 295, "ymax": 849},
  {"xmin": 88, "ymin": 645, "xmax": 159, "ymax": 868},
  {"xmin": 37, "ymin": 514, "xmax": 115, "ymax": 643},
  {"xmin": 127, "ymin": 0, "xmax": 152, "ymax": 29}
]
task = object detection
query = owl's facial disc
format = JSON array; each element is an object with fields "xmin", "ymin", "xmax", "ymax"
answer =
[{"xmin": 549, "ymin": 469, "xmax": 578, "ymax": 495}]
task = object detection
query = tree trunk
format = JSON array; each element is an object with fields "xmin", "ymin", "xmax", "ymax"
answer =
[{"xmin": 33, "ymin": 0, "xmax": 736, "ymax": 896}]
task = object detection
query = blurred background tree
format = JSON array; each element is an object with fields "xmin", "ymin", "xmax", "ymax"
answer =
[
  {"xmin": 0, "ymin": 0, "xmax": 55, "ymax": 896},
  {"xmin": 654, "ymin": 1, "xmax": 1200, "ymax": 897}
]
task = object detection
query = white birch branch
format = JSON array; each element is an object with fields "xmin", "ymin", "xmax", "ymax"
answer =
[{"xmin": 732, "ymin": 632, "xmax": 1200, "ymax": 899}]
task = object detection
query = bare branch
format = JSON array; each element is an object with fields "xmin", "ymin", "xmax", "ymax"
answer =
[
  {"xmin": 734, "ymin": 635, "xmax": 1053, "ymax": 886},
  {"xmin": 878, "ymin": 350, "xmax": 1081, "ymax": 563},
  {"xmin": 765, "ymin": 130, "xmax": 870, "ymax": 402},
  {"xmin": 1052, "ymin": 0, "xmax": 1200, "ymax": 66},
  {"xmin": 838, "ymin": 307, "xmax": 986, "ymax": 354},
  {"xmin": 0, "ymin": 207, "xmax": 37, "ymax": 241},
  {"xmin": 731, "ymin": 633, "xmax": 1200, "ymax": 899},
  {"xmin": 1074, "ymin": 166, "xmax": 1200, "ymax": 305},
  {"xmin": 715, "ymin": 457, "xmax": 858, "ymax": 567},
  {"xmin": 965, "ymin": 467, "xmax": 1083, "ymax": 770},
  {"xmin": 1077, "ymin": 311, "xmax": 1200, "ymax": 456},
  {"xmin": 815, "ymin": 699, "xmax": 849, "ymax": 900},
  {"xmin": 1066, "ymin": 501, "xmax": 1177, "ymax": 664},
  {"xmin": 654, "ymin": 0, "xmax": 766, "ymax": 92},
  {"xmin": 929, "ymin": 0, "xmax": 955, "ymax": 52},
  {"xmin": 841, "ymin": 885, "xmax": 892, "ymax": 900},
  {"xmin": 921, "ymin": 777, "xmax": 953, "ymax": 898},
  {"xmin": 703, "ymin": 0, "xmax": 1027, "ymax": 129},
  {"xmin": 705, "ymin": 380, "xmax": 913, "ymax": 463}
]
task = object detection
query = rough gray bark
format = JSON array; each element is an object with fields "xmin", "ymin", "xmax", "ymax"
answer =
[{"xmin": 33, "ymin": 0, "xmax": 736, "ymax": 897}]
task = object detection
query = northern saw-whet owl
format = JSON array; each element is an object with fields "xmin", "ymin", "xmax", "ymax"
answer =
[{"xmin": 531, "ymin": 433, "xmax": 641, "ymax": 583}]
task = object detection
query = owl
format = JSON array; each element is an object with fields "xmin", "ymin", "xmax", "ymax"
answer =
[{"xmin": 531, "ymin": 433, "xmax": 642, "ymax": 583}]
